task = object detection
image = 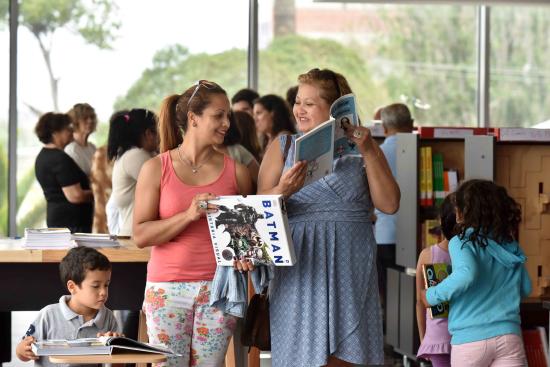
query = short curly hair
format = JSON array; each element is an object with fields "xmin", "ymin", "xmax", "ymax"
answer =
[
  {"xmin": 454, "ymin": 179, "xmax": 521, "ymax": 248},
  {"xmin": 59, "ymin": 247, "xmax": 111, "ymax": 287},
  {"xmin": 34, "ymin": 112, "xmax": 72, "ymax": 144}
]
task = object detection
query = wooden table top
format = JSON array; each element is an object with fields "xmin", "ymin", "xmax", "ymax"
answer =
[
  {"xmin": 49, "ymin": 352, "xmax": 167, "ymax": 364},
  {"xmin": 0, "ymin": 239, "xmax": 150, "ymax": 263}
]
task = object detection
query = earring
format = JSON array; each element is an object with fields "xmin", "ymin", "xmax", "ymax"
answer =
[{"xmin": 192, "ymin": 122, "xmax": 197, "ymax": 127}]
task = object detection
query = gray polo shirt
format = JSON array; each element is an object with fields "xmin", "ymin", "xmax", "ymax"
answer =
[{"xmin": 24, "ymin": 295, "xmax": 120, "ymax": 367}]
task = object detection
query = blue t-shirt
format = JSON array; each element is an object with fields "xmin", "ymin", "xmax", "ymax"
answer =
[
  {"xmin": 374, "ymin": 135, "xmax": 397, "ymax": 245},
  {"xmin": 426, "ymin": 232, "xmax": 531, "ymax": 345}
]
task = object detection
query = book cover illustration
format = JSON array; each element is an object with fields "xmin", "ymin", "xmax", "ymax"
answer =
[
  {"xmin": 206, "ymin": 195, "xmax": 296, "ymax": 266},
  {"xmin": 330, "ymin": 93, "xmax": 360, "ymax": 158},
  {"xmin": 423, "ymin": 263, "xmax": 452, "ymax": 318},
  {"xmin": 294, "ymin": 119, "xmax": 335, "ymax": 187}
]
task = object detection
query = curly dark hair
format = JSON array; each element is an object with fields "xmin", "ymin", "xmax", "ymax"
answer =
[
  {"xmin": 454, "ymin": 179, "xmax": 521, "ymax": 248},
  {"xmin": 59, "ymin": 247, "xmax": 111, "ymax": 287},
  {"xmin": 440, "ymin": 193, "xmax": 457, "ymax": 241},
  {"xmin": 34, "ymin": 112, "xmax": 72, "ymax": 144}
]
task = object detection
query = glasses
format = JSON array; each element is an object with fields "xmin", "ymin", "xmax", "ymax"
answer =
[{"xmin": 187, "ymin": 80, "xmax": 218, "ymax": 106}]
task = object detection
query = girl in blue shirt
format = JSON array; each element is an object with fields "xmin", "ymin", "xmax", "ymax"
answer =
[{"xmin": 422, "ymin": 179, "xmax": 531, "ymax": 367}]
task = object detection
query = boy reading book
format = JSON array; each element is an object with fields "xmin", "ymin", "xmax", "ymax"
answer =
[{"xmin": 16, "ymin": 247, "xmax": 121, "ymax": 366}]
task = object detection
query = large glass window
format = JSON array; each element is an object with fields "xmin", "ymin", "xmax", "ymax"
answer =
[
  {"xmin": 16, "ymin": 0, "xmax": 249, "ymax": 235},
  {"xmin": 258, "ymin": 1, "xmax": 477, "ymax": 126},
  {"xmin": 490, "ymin": 6, "xmax": 550, "ymax": 127},
  {"xmin": 0, "ymin": 0, "xmax": 8, "ymax": 236}
]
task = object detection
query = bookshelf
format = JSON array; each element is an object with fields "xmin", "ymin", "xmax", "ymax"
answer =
[
  {"xmin": 389, "ymin": 133, "xmax": 495, "ymax": 359},
  {"xmin": 388, "ymin": 130, "xmax": 550, "ymax": 361}
]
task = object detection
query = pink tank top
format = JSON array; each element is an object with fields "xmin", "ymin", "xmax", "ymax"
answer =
[
  {"xmin": 417, "ymin": 243, "xmax": 452, "ymax": 357},
  {"xmin": 147, "ymin": 151, "xmax": 239, "ymax": 282}
]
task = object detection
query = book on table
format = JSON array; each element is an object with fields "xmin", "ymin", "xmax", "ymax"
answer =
[
  {"xmin": 32, "ymin": 336, "xmax": 177, "ymax": 356},
  {"xmin": 422, "ymin": 262, "xmax": 452, "ymax": 318},
  {"xmin": 72, "ymin": 233, "xmax": 120, "ymax": 248},
  {"xmin": 294, "ymin": 93, "xmax": 361, "ymax": 186},
  {"xmin": 206, "ymin": 195, "xmax": 295, "ymax": 266},
  {"xmin": 22, "ymin": 228, "xmax": 75, "ymax": 249}
]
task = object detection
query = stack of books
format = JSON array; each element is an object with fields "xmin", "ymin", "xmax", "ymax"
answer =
[
  {"xmin": 72, "ymin": 233, "xmax": 120, "ymax": 248},
  {"xmin": 22, "ymin": 228, "xmax": 75, "ymax": 249}
]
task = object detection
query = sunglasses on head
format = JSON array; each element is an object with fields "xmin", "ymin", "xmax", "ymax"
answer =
[{"xmin": 187, "ymin": 80, "xmax": 218, "ymax": 106}]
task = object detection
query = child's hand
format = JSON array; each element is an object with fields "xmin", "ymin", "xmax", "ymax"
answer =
[
  {"xmin": 97, "ymin": 331, "xmax": 124, "ymax": 338},
  {"xmin": 420, "ymin": 289, "xmax": 431, "ymax": 308},
  {"xmin": 16, "ymin": 336, "xmax": 38, "ymax": 361}
]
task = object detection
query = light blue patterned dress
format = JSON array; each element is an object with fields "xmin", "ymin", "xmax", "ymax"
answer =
[{"xmin": 269, "ymin": 135, "xmax": 383, "ymax": 367}]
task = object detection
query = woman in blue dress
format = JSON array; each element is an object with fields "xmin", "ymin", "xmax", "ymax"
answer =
[{"xmin": 258, "ymin": 68, "xmax": 400, "ymax": 367}]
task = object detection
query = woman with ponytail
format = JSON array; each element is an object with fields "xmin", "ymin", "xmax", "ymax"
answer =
[
  {"xmin": 107, "ymin": 108, "xmax": 158, "ymax": 236},
  {"xmin": 133, "ymin": 81, "xmax": 253, "ymax": 366}
]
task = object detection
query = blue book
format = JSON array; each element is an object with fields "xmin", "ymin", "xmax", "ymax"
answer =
[{"xmin": 294, "ymin": 119, "xmax": 335, "ymax": 187}]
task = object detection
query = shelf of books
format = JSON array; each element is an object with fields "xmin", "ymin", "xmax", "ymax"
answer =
[{"xmin": 391, "ymin": 127, "xmax": 550, "ymax": 358}]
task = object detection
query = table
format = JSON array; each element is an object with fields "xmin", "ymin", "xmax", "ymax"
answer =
[
  {"xmin": 49, "ymin": 352, "xmax": 167, "ymax": 364},
  {"xmin": 0, "ymin": 240, "xmax": 149, "ymax": 361}
]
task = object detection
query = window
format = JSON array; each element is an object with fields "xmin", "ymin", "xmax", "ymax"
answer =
[
  {"xmin": 258, "ymin": 1, "xmax": 477, "ymax": 126},
  {"xmin": 0, "ymin": 0, "xmax": 8, "ymax": 236},
  {"xmin": 16, "ymin": 0, "xmax": 249, "ymax": 235},
  {"xmin": 490, "ymin": 6, "xmax": 550, "ymax": 127}
]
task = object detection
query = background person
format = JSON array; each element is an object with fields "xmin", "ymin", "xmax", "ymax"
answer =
[
  {"xmin": 107, "ymin": 108, "xmax": 158, "ymax": 237},
  {"xmin": 34, "ymin": 112, "xmax": 93, "ymax": 233},
  {"xmin": 232, "ymin": 110, "xmax": 262, "ymax": 162},
  {"xmin": 231, "ymin": 88, "xmax": 259, "ymax": 116},
  {"xmin": 253, "ymin": 94, "xmax": 296, "ymax": 157},
  {"xmin": 133, "ymin": 80, "xmax": 253, "ymax": 366},
  {"xmin": 65, "ymin": 103, "xmax": 98, "ymax": 176},
  {"xmin": 216, "ymin": 111, "xmax": 260, "ymax": 188},
  {"xmin": 257, "ymin": 68, "xmax": 400, "ymax": 367}
]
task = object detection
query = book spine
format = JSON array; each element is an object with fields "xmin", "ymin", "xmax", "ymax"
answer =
[
  {"xmin": 420, "ymin": 147, "xmax": 427, "ymax": 206},
  {"xmin": 425, "ymin": 147, "xmax": 434, "ymax": 207},
  {"xmin": 433, "ymin": 153, "xmax": 445, "ymax": 206}
]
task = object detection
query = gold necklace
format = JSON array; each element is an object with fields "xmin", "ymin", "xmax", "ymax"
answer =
[{"xmin": 177, "ymin": 145, "xmax": 213, "ymax": 174}]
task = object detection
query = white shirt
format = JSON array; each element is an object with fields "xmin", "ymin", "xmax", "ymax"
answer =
[
  {"xmin": 64, "ymin": 141, "xmax": 97, "ymax": 176},
  {"xmin": 110, "ymin": 147, "xmax": 154, "ymax": 236}
]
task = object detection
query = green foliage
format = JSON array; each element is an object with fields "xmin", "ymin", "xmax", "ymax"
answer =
[
  {"xmin": 20, "ymin": 0, "xmax": 119, "ymax": 48},
  {"xmin": 115, "ymin": 35, "xmax": 380, "ymax": 120},
  {"xmin": 376, "ymin": 6, "xmax": 478, "ymax": 126},
  {"xmin": 489, "ymin": 7, "xmax": 550, "ymax": 126},
  {"xmin": 114, "ymin": 45, "xmax": 247, "ymax": 113}
]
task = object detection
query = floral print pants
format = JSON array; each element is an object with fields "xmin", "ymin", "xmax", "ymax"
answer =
[{"xmin": 143, "ymin": 280, "xmax": 237, "ymax": 367}]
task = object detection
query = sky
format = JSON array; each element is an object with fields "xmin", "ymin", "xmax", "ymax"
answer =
[{"xmin": 1, "ymin": 0, "xmax": 254, "ymax": 128}]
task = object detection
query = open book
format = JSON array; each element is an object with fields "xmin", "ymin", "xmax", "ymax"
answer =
[
  {"xmin": 294, "ymin": 94, "xmax": 360, "ymax": 186},
  {"xmin": 206, "ymin": 195, "xmax": 295, "ymax": 266},
  {"xmin": 422, "ymin": 263, "xmax": 452, "ymax": 318},
  {"xmin": 32, "ymin": 336, "xmax": 177, "ymax": 356}
]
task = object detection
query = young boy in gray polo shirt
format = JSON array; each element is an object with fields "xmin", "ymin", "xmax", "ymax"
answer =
[{"xmin": 15, "ymin": 247, "xmax": 121, "ymax": 366}]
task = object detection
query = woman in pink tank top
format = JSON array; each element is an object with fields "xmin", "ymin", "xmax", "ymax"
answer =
[
  {"xmin": 133, "ymin": 80, "xmax": 253, "ymax": 366},
  {"xmin": 415, "ymin": 194, "xmax": 456, "ymax": 367}
]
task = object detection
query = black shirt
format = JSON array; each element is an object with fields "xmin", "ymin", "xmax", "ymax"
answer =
[{"xmin": 35, "ymin": 148, "xmax": 93, "ymax": 232}]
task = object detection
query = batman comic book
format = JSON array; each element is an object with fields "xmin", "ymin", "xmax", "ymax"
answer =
[{"xmin": 206, "ymin": 195, "xmax": 296, "ymax": 266}]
